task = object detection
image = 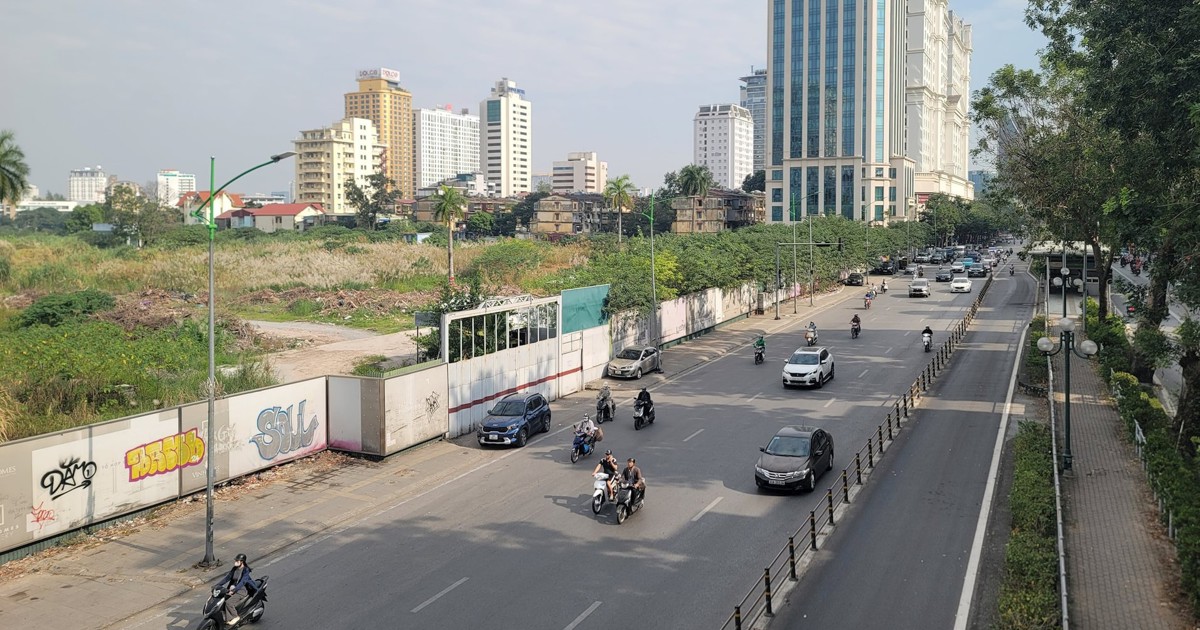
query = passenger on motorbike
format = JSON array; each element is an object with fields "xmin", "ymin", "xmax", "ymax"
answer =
[
  {"xmin": 593, "ymin": 451, "xmax": 619, "ymax": 500},
  {"xmin": 622, "ymin": 457, "xmax": 646, "ymax": 505},
  {"xmin": 221, "ymin": 554, "xmax": 254, "ymax": 626}
]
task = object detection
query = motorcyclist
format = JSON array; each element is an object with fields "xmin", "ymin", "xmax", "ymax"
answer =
[
  {"xmin": 578, "ymin": 413, "xmax": 598, "ymax": 440},
  {"xmin": 850, "ymin": 314, "xmax": 861, "ymax": 330},
  {"xmin": 1009, "ymin": 264, "xmax": 1015, "ymax": 275},
  {"xmin": 593, "ymin": 450, "xmax": 619, "ymax": 500},
  {"xmin": 753, "ymin": 334, "xmax": 766, "ymax": 355},
  {"xmin": 880, "ymin": 279, "xmax": 888, "ymax": 292},
  {"xmin": 921, "ymin": 325, "xmax": 933, "ymax": 344},
  {"xmin": 596, "ymin": 385, "xmax": 615, "ymax": 421},
  {"xmin": 622, "ymin": 457, "xmax": 646, "ymax": 505},
  {"xmin": 220, "ymin": 553, "xmax": 254, "ymax": 626},
  {"xmin": 635, "ymin": 387, "xmax": 653, "ymax": 417}
]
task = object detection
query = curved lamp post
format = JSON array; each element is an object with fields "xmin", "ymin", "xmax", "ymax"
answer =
[
  {"xmin": 639, "ymin": 194, "xmax": 663, "ymax": 349},
  {"xmin": 194, "ymin": 152, "xmax": 296, "ymax": 568},
  {"xmin": 1037, "ymin": 316, "xmax": 1098, "ymax": 471}
]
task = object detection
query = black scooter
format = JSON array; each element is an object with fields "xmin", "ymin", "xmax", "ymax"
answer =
[
  {"xmin": 754, "ymin": 347, "xmax": 765, "ymax": 365},
  {"xmin": 614, "ymin": 481, "xmax": 646, "ymax": 524},
  {"xmin": 595, "ymin": 387, "xmax": 615, "ymax": 423},
  {"xmin": 851, "ymin": 322, "xmax": 861, "ymax": 339},
  {"xmin": 633, "ymin": 399, "xmax": 655, "ymax": 430},
  {"xmin": 197, "ymin": 576, "xmax": 269, "ymax": 629}
]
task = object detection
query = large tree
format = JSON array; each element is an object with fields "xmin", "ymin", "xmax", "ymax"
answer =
[
  {"xmin": 106, "ymin": 185, "xmax": 175, "ymax": 246},
  {"xmin": 741, "ymin": 170, "xmax": 765, "ymax": 193},
  {"xmin": 0, "ymin": 130, "xmax": 31, "ymax": 208},
  {"xmin": 432, "ymin": 185, "xmax": 467, "ymax": 284},
  {"xmin": 346, "ymin": 172, "xmax": 399, "ymax": 230},
  {"xmin": 603, "ymin": 174, "xmax": 635, "ymax": 243}
]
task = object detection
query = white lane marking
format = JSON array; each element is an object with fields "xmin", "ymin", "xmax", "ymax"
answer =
[
  {"xmin": 823, "ymin": 397, "xmax": 836, "ymax": 408},
  {"xmin": 748, "ymin": 392, "xmax": 762, "ymax": 402},
  {"xmin": 953, "ymin": 313, "xmax": 1030, "ymax": 630},
  {"xmin": 563, "ymin": 601, "xmax": 603, "ymax": 630},
  {"xmin": 885, "ymin": 346, "xmax": 894, "ymax": 354},
  {"xmin": 692, "ymin": 496, "xmax": 724, "ymax": 522},
  {"xmin": 858, "ymin": 369, "xmax": 870, "ymax": 378},
  {"xmin": 683, "ymin": 429, "xmax": 705, "ymax": 442},
  {"xmin": 904, "ymin": 331, "xmax": 912, "ymax": 336},
  {"xmin": 411, "ymin": 577, "xmax": 469, "ymax": 613}
]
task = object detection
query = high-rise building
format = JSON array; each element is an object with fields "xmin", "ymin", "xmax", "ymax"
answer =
[
  {"xmin": 694, "ymin": 104, "xmax": 754, "ymax": 190},
  {"xmin": 764, "ymin": 0, "xmax": 916, "ymax": 224},
  {"xmin": 345, "ymin": 68, "xmax": 414, "ymax": 199},
  {"xmin": 414, "ymin": 105, "xmax": 480, "ymax": 190},
  {"xmin": 480, "ymin": 78, "xmax": 533, "ymax": 198},
  {"xmin": 551, "ymin": 152, "xmax": 607, "ymax": 194},
  {"xmin": 156, "ymin": 169, "xmax": 197, "ymax": 206},
  {"xmin": 293, "ymin": 118, "xmax": 384, "ymax": 216},
  {"xmin": 906, "ymin": 2, "xmax": 974, "ymax": 200},
  {"xmin": 68, "ymin": 166, "xmax": 111, "ymax": 204},
  {"xmin": 967, "ymin": 170, "xmax": 993, "ymax": 195},
  {"xmin": 740, "ymin": 67, "xmax": 768, "ymax": 173}
]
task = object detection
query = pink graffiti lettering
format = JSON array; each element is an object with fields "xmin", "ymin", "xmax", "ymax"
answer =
[
  {"xmin": 30, "ymin": 502, "xmax": 55, "ymax": 531},
  {"xmin": 125, "ymin": 429, "xmax": 206, "ymax": 482}
]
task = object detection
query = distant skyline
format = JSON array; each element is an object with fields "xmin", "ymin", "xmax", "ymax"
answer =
[{"xmin": 1, "ymin": 0, "xmax": 1042, "ymax": 198}]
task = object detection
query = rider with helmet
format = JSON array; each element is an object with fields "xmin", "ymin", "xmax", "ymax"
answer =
[
  {"xmin": 593, "ymin": 450, "xmax": 619, "ymax": 500},
  {"xmin": 221, "ymin": 553, "xmax": 254, "ymax": 626}
]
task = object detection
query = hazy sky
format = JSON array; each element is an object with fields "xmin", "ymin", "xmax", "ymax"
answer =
[{"xmin": 1, "ymin": 0, "xmax": 1044, "ymax": 198}]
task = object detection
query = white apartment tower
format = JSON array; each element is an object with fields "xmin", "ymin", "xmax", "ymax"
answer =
[
  {"xmin": 293, "ymin": 118, "xmax": 384, "ymax": 216},
  {"xmin": 156, "ymin": 170, "xmax": 197, "ymax": 206},
  {"xmin": 765, "ymin": 0, "xmax": 916, "ymax": 224},
  {"xmin": 906, "ymin": 1, "xmax": 974, "ymax": 200},
  {"xmin": 694, "ymin": 104, "xmax": 754, "ymax": 190},
  {"xmin": 414, "ymin": 105, "xmax": 481, "ymax": 190},
  {"xmin": 68, "ymin": 166, "xmax": 111, "ymax": 204},
  {"xmin": 551, "ymin": 152, "xmax": 608, "ymax": 194},
  {"xmin": 480, "ymin": 78, "xmax": 532, "ymax": 197}
]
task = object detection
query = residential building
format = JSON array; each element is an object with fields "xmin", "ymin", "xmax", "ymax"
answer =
[
  {"xmin": 967, "ymin": 170, "xmax": 993, "ymax": 196},
  {"xmin": 271, "ymin": 190, "xmax": 291, "ymax": 203},
  {"xmin": 530, "ymin": 193, "xmax": 607, "ymax": 237},
  {"xmin": 907, "ymin": 1, "xmax": 974, "ymax": 200},
  {"xmin": 414, "ymin": 105, "xmax": 480, "ymax": 190},
  {"xmin": 411, "ymin": 196, "xmax": 514, "ymax": 227},
  {"xmin": 740, "ymin": 67, "xmax": 768, "ymax": 172},
  {"xmin": 215, "ymin": 208, "xmax": 256, "ymax": 230},
  {"xmin": 694, "ymin": 104, "xmax": 754, "ymax": 190},
  {"xmin": 415, "ymin": 172, "xmax": 492, "ymax": 199},
  {"xmin": 480, "ymin": 78, "xmax": 533, "ymax": 197},
  {"xmin": 345, "ymin": 68, "xmax": 415, "ymax": 198},
  {"xmin": 107, "ymin": 181, "xmax": 142, "ymax": 199},
  {"xmin": 13, "ymin": 200, "xmax": 80, "ymax": 215},
  {"xmin": 68, "ymin": 167, "xmax": 112, "ymax": 203},
  {"xmin": 179, "ymin": 191, "xmax": 244, "ymax": 226},
  {"xmin": 156, "ymin": 170, "xmax": 197, "ymax": 207},
  {"xmin": 293, "ymin": 118, "xmax": 384, "ymax": 217},
  {"xmin": 551, "ymin": 152, "xmax": 607, "ymax": 194},
  {"xmin": 241, "ymin": 193, "xmax": 288, "ymax": 206},
  {"xmin": 670, "ymin": 189, "xmax": 765, "ymax": 234},
  {"xmin": 250, "ymin": 203, "xmax": 326, "ymax": 233},
  {"xmin": 764, "ymin": 0, "xmax": 916, "ymax": 224}
]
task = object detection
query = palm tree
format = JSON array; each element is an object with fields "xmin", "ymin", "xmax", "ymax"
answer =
[
  {"xmin": 678, "ymin": 164, "xmax": 716, "ymax": 231},
  {"xmin": 603, "ymin": 174, "xmax": 635, "ymax": 243},
  {"xmin": 432, "ymin": 184, "xmax": 467, "ymax": 284},
  {"xmin": 0, "ymin": 131, "xmax": 32, "ymax": 211}
]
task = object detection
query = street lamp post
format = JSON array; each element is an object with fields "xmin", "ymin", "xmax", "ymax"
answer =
[
  {"xmin": 640, "ymin": 195, "xmax": 661, "ymax": 348},
  {"xmin": 1037, "ymin": 317, "xmax": 1098, "ymax": 471},
  {"xmin": 1051, "ymin": 266, "xmax": 1082, "ymax": 319},
  {"xmin": 195, "ymin": 152, "xmax": 295, "ymax": 568}
]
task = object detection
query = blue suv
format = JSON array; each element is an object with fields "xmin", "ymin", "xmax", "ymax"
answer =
[{"xmin": 477, "ymin": 392, "xmax": 552, "ymax": 448}]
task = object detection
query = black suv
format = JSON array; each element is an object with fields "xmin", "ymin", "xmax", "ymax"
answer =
[
  {"xmin": 754, "ymin": 426, "xmax": 834, "ymax": 492},
  {"xmin": 845, "ymin": 273, "xmax": 865, "ymax": 286},
  {"xmin": 477, "ymin": 392, "xmax": 552, "ymax": 448}
]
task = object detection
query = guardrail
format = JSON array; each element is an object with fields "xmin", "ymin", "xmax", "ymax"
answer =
[
  {"xmin": 1109, "ymin": 369, "xmax": 1177, "ymax": 541},
  {"xmin": 719, "ymin": 275, "xmax": 994, "ymax": 629}
]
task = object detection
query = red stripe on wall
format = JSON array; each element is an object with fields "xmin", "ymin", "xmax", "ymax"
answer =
[{"xmin": 448, "ymin": 366, "xmax": 583, "ymax": 414}]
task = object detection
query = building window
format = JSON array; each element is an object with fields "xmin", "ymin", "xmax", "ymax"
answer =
[
  {"xmin": 875, "ymin": 186, "xmax": 884, "ymax": 201},
  {"xmin": 875, "ymin": 168, "xmax": 884, "ymax": 177},
  {"xmin": 889, "ymin": 167, "xmax": 896, "ymax": 178},
  {"xmin": 772, "ymin": 205, "xmax": 784, "ymax": 221}
]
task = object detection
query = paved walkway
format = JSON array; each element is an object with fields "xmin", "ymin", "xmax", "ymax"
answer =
[{"xmin": 1050, "ymin": 303, "xmax": 1196, "ymax": 629}]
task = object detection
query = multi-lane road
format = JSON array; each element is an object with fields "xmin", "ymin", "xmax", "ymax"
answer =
[{"xmin": 130, "ymin": 269, "xmax": 1029, "ymax": 629}]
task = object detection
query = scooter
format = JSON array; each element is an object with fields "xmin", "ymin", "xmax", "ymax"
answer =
[
  {"xmin": 614, "ymin": 480, "xmax": 646, "ymax": 524},
  {"xmin": 851, "ymin": 322, "xmax": 861, "ymax": 339},
  {"xmin": 864, "ymin": 296, "xmax": 872, "ymax": 309},
  {"xmin": 633, "ymin": 399, "xmax": 655, "ymax": 430},
  {"xmin": 1009, "ymin": 266, "xmax": 1015, "ymax": 276},
  {"xmin": 880, "ymin": 282, "xmax": 888, "ymax": 293},
  {"xmin": 754, "ymin": 347, "xmax": 765, "ymax": 365},
  {"xmin": 805, "ymin": 329, "xmax": 818, "ymax": 346},
  {"xmin": 570, "ymin": 425, "xmax": 597, "ymax": 464},
  {"xmin": 922, "ymin": 332, "xmax": 932, "ymax": 353},
  {"xmin": 592, "ymin": 472, "xmax": 612, "ymax": 514},
  {"xmin": 595, "ymin": 387, "xmax": 615, "ymax": 423},
  {"xmin": 196, "ymin": 576, "xmax": 269, "ymax": 630}
]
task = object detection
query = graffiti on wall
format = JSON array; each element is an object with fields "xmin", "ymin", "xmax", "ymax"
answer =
[
  {"xmin": 125, "ymin": 429, "xmax": 206, "ymax": 482},
  {"xmin": 40, "ymin": 457, "xmax": 97, "ymax": 500},
  {"xmin": 250, "ymin": 400, "xmax": 320, "ymax": 460},
  {"xmin": 28, "ymin": 502, "xmax": 56, "ymax": 532}
]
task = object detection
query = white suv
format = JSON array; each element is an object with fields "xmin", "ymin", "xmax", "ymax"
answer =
[
  {"xmin": 909, "ymin": 279, "xmax": 931, "ymax": 297},
  {"xmin": 782, "ymin": 347, "xmax": 835, "ymax": 388}
]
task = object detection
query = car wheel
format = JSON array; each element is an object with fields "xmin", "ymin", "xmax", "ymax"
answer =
[
  {"xmin": 516, "ymin": 428, "xmax": 528, "ymax": 448},
  {"xmin": 815, "ymin": 374, "xmax": 824, "ymax": 389},
  {"xmin": 827, "ymin": 449, "xmax": 834, "ymax": 471},
  {"xmin": 543, "ymin": 412, "xmax": 552, "ymax": 433},
  {"xmin": 806, "ymin": 470, "xmax": 816, "ymax": 491},
  {"xmin": 829, "ymin": 364, "xmax": 835, "ymax": 381},
  {"xmin": 635, "ymin": 368, "xmax": 642, "ymax": 380}
]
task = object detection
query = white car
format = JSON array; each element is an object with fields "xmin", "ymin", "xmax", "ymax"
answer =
[
  {"xmin": 950, "ymin": 278, "xmax": 973, "ymax": 293},
  {"xmin": 950, "ymin": 261, "xmax": 966, "ymax": 273},
  {"xmin": 909, "ymin": 278, "xmax": 931, "ymax": 297},
  {"xmin": 782, "ymin": 347, "xmax": 835, "ymax": 389}
]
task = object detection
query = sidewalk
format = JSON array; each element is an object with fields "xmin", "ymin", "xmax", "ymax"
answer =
[
  {"xmin": 1049, "ymin": 307, "xmax": 1196, "ymax": 628},
  {"xmin": 0, "ymin": 288, "xmax": 848, "ymax": 630}
]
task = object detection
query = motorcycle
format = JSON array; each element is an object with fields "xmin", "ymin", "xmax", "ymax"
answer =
[
  {"xmin": 633, "ymin": 399, "xmax": 655, "ymax": 430},
  {"xmin": 880, "ymin": 282, "xmax": 888, "ymax": 293},
  {"xmin": 754, "ymin": 347, "xmax": 765, "ymax": 365},
  {"xmin": 1133, "ymin": 266, "xmax": 1142, "ymax": 276},
  {"xmin": 1126, "ymin": 304, "xmax": 1136, "ymax": 318},
  {"xmin": 1009, "ymin": 266, "xmax": 1015, "ymax": 276},
  {"xmin": 851, "ymin": 322, "xmax": 861, "ymax": 339},
  {"xmin": 570, "ymin": 425, "xmax": 597, "ymax": 464},
  {"xmin": 592, "ymin": 472, "xmax": 612, "ymax": 514},
  {"xmin": 595, "ymin": 387, "xmax": 615, "ymax": 423},
  {"xmin": 864, "ymin": 296, "xmax": 872, "ymax": 309},
  {"xmin": 805, "ymin": 329, "xmax": 818, "ymax": 346},
  {"xmin": 196, "ymin": 576, "xmax": 269, "ymax": 630},
  {"xmin": 922, "ymin": 332, "xmax": 932, "ymax": 353},
  {"xmin": 614, "ymin": 480, "xmax": 646, "ymax": 524}
]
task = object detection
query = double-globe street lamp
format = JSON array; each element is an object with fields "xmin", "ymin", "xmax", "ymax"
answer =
[
  {"xmin": 193, "ymin": 152, "xmax": 296, "ymax": 568},
  {"xmin": 1053, "ymin": 265, "xmax": 1083, "ymax": 318},
  {"xmin": 1037, "ymin": 316, "xmax": 1098, "ymax": 471}
]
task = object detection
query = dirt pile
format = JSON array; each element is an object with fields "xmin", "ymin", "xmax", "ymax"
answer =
[{"xmin": 234, "ymin": 287, "xmax": 438, "ymax": 318}]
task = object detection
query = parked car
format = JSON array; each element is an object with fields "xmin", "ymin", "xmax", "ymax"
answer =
[
  {"xmin": 607, "ymin": 346, "xmax": 661, "ymax": 379},
  {"xmin": 909, "ymin": 278, "xmax": 931, "ymax": 297},
  {"xmin": 934, "ymin": 268, "xmax": 953, "ymax": 282},
  {"xmin": 845, "ymin": 273, "xmax": 865, "ymax": 286},
  {"xmin": 950, "ymin": 261, "xmax": 966, "ymax": 273},
  {"xmin": 914, "ymin": 254, "xmax": 931, "ymax": 264},
  {"xmin": 950, "ymin": 278, "xmax": 973, "ymax": 293},
  {"xmin": 476, "ymin": 392, "xmax": 552, "ymax": 448},
  {"xmin": 754, "ymin": 425, "xmax": 834, "ymax": 492},
  {"xmin": 967, "ymin": 266, "xmax": 988, "ymax": 278},
  {"xmin": 781, "ymin": 346, "xmax": 835, "ymax": 388}
]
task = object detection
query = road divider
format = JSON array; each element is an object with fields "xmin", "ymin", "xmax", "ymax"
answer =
[{"xmin": 719, "ymin": 275, "xmax": 994, "ymax": 630}]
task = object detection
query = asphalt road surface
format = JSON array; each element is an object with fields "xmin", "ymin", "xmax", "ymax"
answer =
[
  {"xmin": 772, "ymin": 266, "xmax": 1035, "ymax": 630},
  {"xmin": 140, "ymin": 274, "xmax": 996, "ymax": 630}
]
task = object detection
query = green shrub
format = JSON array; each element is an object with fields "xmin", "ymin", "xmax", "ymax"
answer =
[
  {"xmin": 1026, "ymin": 315, "xmax": 1048, "ymax": 384},
  {"xmin": 287, "ymin": 299, "xmax": 321, "ymax": 317},
  {"xmin": 154, "ymin": 225, "xmax": 209, "ymax": 248},
  {"xmin": 16, "ymin": 289, "xmax": 115, "ymax": 327},
  {"xmin": 344, "ymin": 245, "xmax": 367, "ymax": 255},
  {"xmin": 0, "ymin": 255, "xmax": 10, "ymax": 283},
  {"xmin": 18, "ymin": 261, "xmax": 76, "ymax": 291},
  {"xmin": 997, "ymin": 420, "xmax": 1059, "ymax": 629},
  {"xmin": 468, "ymin": 240, "xmax": 545, "ymax": 281},
  {"xmin": 350, "ymin": 355, "xmax": 387, "ymax": 376}
]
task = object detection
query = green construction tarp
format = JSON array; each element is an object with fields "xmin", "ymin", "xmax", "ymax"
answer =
[{"xmin": 561, "ymin": 284, "xmax": 609, "ymax": 333}]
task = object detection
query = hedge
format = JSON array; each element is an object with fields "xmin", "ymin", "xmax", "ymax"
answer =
[{"xmin": 997, "ymin": 420, "xmax": 1060, "ymax": 630}]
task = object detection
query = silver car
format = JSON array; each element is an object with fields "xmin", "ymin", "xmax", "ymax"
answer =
[{"xmin": 607, "ymin": 346, "xmax": 661, "ymax": 379}]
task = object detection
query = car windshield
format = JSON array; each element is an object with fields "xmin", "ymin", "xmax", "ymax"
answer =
[
  {"xmin": 490, "ymin": 400, "xmax": 526, "ymax": 416},
  {"xmin": 617, "ymin": 349, "xmax": 642, "ymax": 360},
  {"xmin": 765, "ymin": 435, "xmax": 811, "ymax": 457},
  {"xmin": 849, "ymin": 274, "xmax": 862, "ymax": 279},
  {"xmin": 788, "ymin": 353, "xmax": 819, "ymax": 365},
  {"xmin": 913, "ymin": 280, "xmax": 928, "ymax": 286}
]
